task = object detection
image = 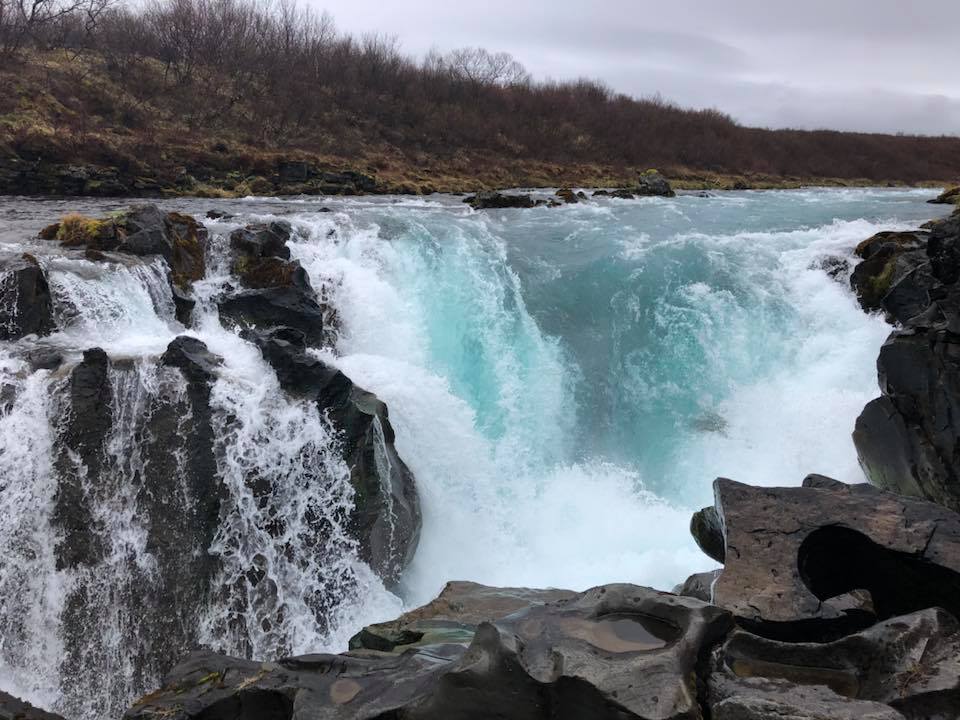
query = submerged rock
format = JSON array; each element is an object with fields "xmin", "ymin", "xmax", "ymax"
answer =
[
  {"xmin": 0, "ymin": 255, "xmax": 55, "ymax": 341},
  {"xmin": 125, "ymin": 583, "xmax": 732, "ymax": 720},
  {"xmin": 463, "ymin": 191, "xmax": 536, "ymax": 209},
  {"xmin": 219, "ymin": 286, "xmax": 326, "ymax": 346}
]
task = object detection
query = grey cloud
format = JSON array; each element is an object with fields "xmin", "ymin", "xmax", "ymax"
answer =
[{"xmin": 308, "ymin": 0, "xmax": 960, "ymax": 135}]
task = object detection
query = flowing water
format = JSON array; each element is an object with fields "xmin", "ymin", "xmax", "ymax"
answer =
[{"xmin": 0, "ymin": 187, "xmax": 947, "ymax": 717}]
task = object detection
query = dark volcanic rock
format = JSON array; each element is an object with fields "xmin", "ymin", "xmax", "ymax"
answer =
[
  {"xmin": 928, "ymin": 186, "xmax": 960, "ymax": 205},
  {"xmin": 220, "ymin": 220, "xmax": 326, "ymax": 345},
  {"xmin": 850, "ymin": 212, "xmax": 960, "ymax": 509},
  {"xmin": 219, "ymin": 286, "xmax": 325, "ymax": 347},
  {"xmin": 0, "ymin": 255, "xmax": 55, "ymax": 340},
  {"xmin": 463, "ymin": 191, "xmax": 536, "ymax": 209},
  {"xmin": 556, "ymin": 187, "xmax": 579, "ymax": 204},
  {"xmin": 705, "ymin": 476, "xmax": 960, "ymax": 632},
  {"xmin": 634, "ymin": 170, "xmax": 675, "ymax": 197},
  {"xmin": 708, "ymin": 675, "xmax": 904, "ymax": 720},
  {"xmin": 690, "ymin": 505, "xmax": 725, "ymax": 562},
  {"xmin": 41, "ymin": 204, "xmax": 208, "ymax": 290},
  {"xmin": 229, "ymin": 221, "xmax": 293, "ymax": 261},
  {"xmin": 709, "ymin": 608, "xmax": 960, "ymax": 716},
  {"xmin": 53, "ymin": 347, "xmax": 112, "ymax": 570},
  {"xmin": 350, "ymin": 581, "xmax": 577, "ymax": 652},
  {"xmin": 854, "ymin": 326, "xmax": 960, "ymax": 512},
  {"xmin": 849, "ymin": 231, "xmax": 928, "ymax": 316},
  {"xmin": 248, "ymin": 327, "xmax": 420, "ymax": 584},
  {"xmin": 0, "ymin": 690, "xmax": 67, "ymax": 720},
  {"xmin": 48, "ymin": 341, "xmax": 226, "ymax": 717},
  {"xmin": 126, "ymin": 583, "xmax": 732, "ymax": 720},
  {"xmin": 673, "ymin": 569, "xmax": 721, "ymax": 603}
]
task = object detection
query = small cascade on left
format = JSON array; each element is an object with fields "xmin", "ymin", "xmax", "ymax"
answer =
[{"xmin": 0, "ymin": 205, "xmax": 418, "ymax": 719}]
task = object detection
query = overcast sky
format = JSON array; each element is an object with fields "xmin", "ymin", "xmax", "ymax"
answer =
[{"xmin": 307, "ymin": 0, "xmax": 960, "ymax": 136}]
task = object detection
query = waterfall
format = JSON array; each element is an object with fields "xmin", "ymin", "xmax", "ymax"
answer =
[{"xmin": 0, "ymin": 188, "xmax": 943, "ymax": 718}]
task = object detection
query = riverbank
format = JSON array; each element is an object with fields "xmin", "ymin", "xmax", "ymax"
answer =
[{"xmin": 2, "ymin": 49, "xmax": 958, "ymax": 200}]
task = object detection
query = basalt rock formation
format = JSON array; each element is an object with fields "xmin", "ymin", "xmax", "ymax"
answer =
[
  {"xmin": 247, "ymin": 326, "xmax": 421, "ymax": 585},
  {"xmin": 0, "ymin": 255, "xmax": 55, "ymax": 341},
  {"xmin": 123, "ymin": 473, "xmax": 960, "ymax": 720},
  {"xmin": 692, "ymin": 475, "xmax": 960, "ymax": 635},
  {"xmin": 39, "ymin": 204, "xmax": 207, "ymax": 325},
  {"xmin": 126, "ymin": 584, "xmax": 733, "ymax": 720},
  {"xmin": 463, "ymin": 191, "xmax": 538, "ymax": 209},
  {"xmin": 851, "ymin": 206, "xmax": 960, "ymax": 511}
]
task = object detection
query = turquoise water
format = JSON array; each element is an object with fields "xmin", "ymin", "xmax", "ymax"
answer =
[
  {"xmin": 279, "ymin": 187, "xmax": 943, "ymax": 598},
  {"xmin": 0, "ymin": 188, "xmax": 948, "ymax": 715}
]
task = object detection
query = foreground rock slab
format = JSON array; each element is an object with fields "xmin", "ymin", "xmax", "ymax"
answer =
[
  {"xmin": 851, "ymin": 208, "xmax": 960, "ymax": 511},
  {"xmin": 702, "ymin": 475, "xmax": 960, "ymax": 632},
  {"xmin": 709, "ymin": 607, "xmax": 960, "ymax": 717},
  {"xmin": 126, "ymin": 584, "xmax": 732, "ymax": 720}
]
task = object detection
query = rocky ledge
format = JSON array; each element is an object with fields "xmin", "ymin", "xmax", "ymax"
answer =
[
  {"xmin": 848, "ymin": 199, "xmax": 960, "ymax": 512},
  {"xmin": 122, "ymin": 474, "xmax": 960, "ymax": 720}
]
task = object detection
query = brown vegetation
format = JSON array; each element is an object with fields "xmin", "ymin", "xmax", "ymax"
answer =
[{"xmin": 1, "ymin": 0, "xmax": 959, "ymax": 196}]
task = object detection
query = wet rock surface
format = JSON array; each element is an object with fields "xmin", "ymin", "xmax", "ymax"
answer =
[
  {"xmin": 0, "ymin": 255, "xmax": 55, "ymax": 341},
  {"xmin": 0, "ymin": 690, "xmax": 67, "ymax": 720},
  {"xmin": 851, "ymin": 208, "xmax": 960, "ymax": 511},
  {"xmin": 633, "ymin": 170, "xmax": 676, "ymax": 197},
  {"xmin": 349, "ymin": 581, "xmax": 577, "ymax": 652},
  {"xmin": 247, "ymin": 326, "xmax": 421, "ymax": 586},
  {"xmin": 708, "ymin": 475, "xmax": 960, "ymax": 631},
  {"xmin": 216, "ymin": 216, "xmax": 421, "ymax": 585},
  {"xmin": 463, "ymin": 191, "xmax": 537, "ymax": 209},
  {"xmin": 126, "ymin": 584, "xmax": 733, "ymax": 720}
]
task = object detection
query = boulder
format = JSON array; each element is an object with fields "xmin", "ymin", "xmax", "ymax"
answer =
[
  {"xmin": 709, "ymin": 608, "xmax": 960, "ymax": 716},
  {"xmin": 0, "ymin": 255, "xmax": 55, "ymax": 340},
  {"xmin": 219, "ymin": 286, "xmax": 326, "ymax": 348},
  {"xmin": 634, "ymin": 170, "xmax": 675, "ymax": 197},
  {"xmin": 854, "ymin": 326, "xmax": 960, "ymax": 512},
  {"xmin": 40, "ymin": 205, "xmax": 208, "ymax": 290},
  {"xmin": 928, "ymin": 186, "xmax": 960, "ymax": 205},
  {"xmin": 125, "ymin": 583, "xmax": 733, "ymax": 720},
  {"xmin": 690, "ymin": 505, "xmax": 725, "ymax": 562},
  {"xmin": 248, "ymin": 327, "xmax": 420, "ymax": 585},
  {"xmin": 229, "ymin": 221, "xmax": 293, "ymax": 261},
  {"xmin": 556, "ymin": 188, "xmax": 579, "ymax": 204},
  {"xmin": 703, "ymin": 476, "xmax": 960, "ymax": 634},
  {"xmin": 220, "ymin": 220, "xmax": 327, "ymax": 346},
  {"xmin": 463, "ymin": 192, "xmax": 536, "ymax": 209},
  {"xmin": 672, "ymin": 569, "xmax": 721, "ymax": 603},
  {"xmin": 849, "ymin": 231, "xmax": 929, "ymax": 316}
]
